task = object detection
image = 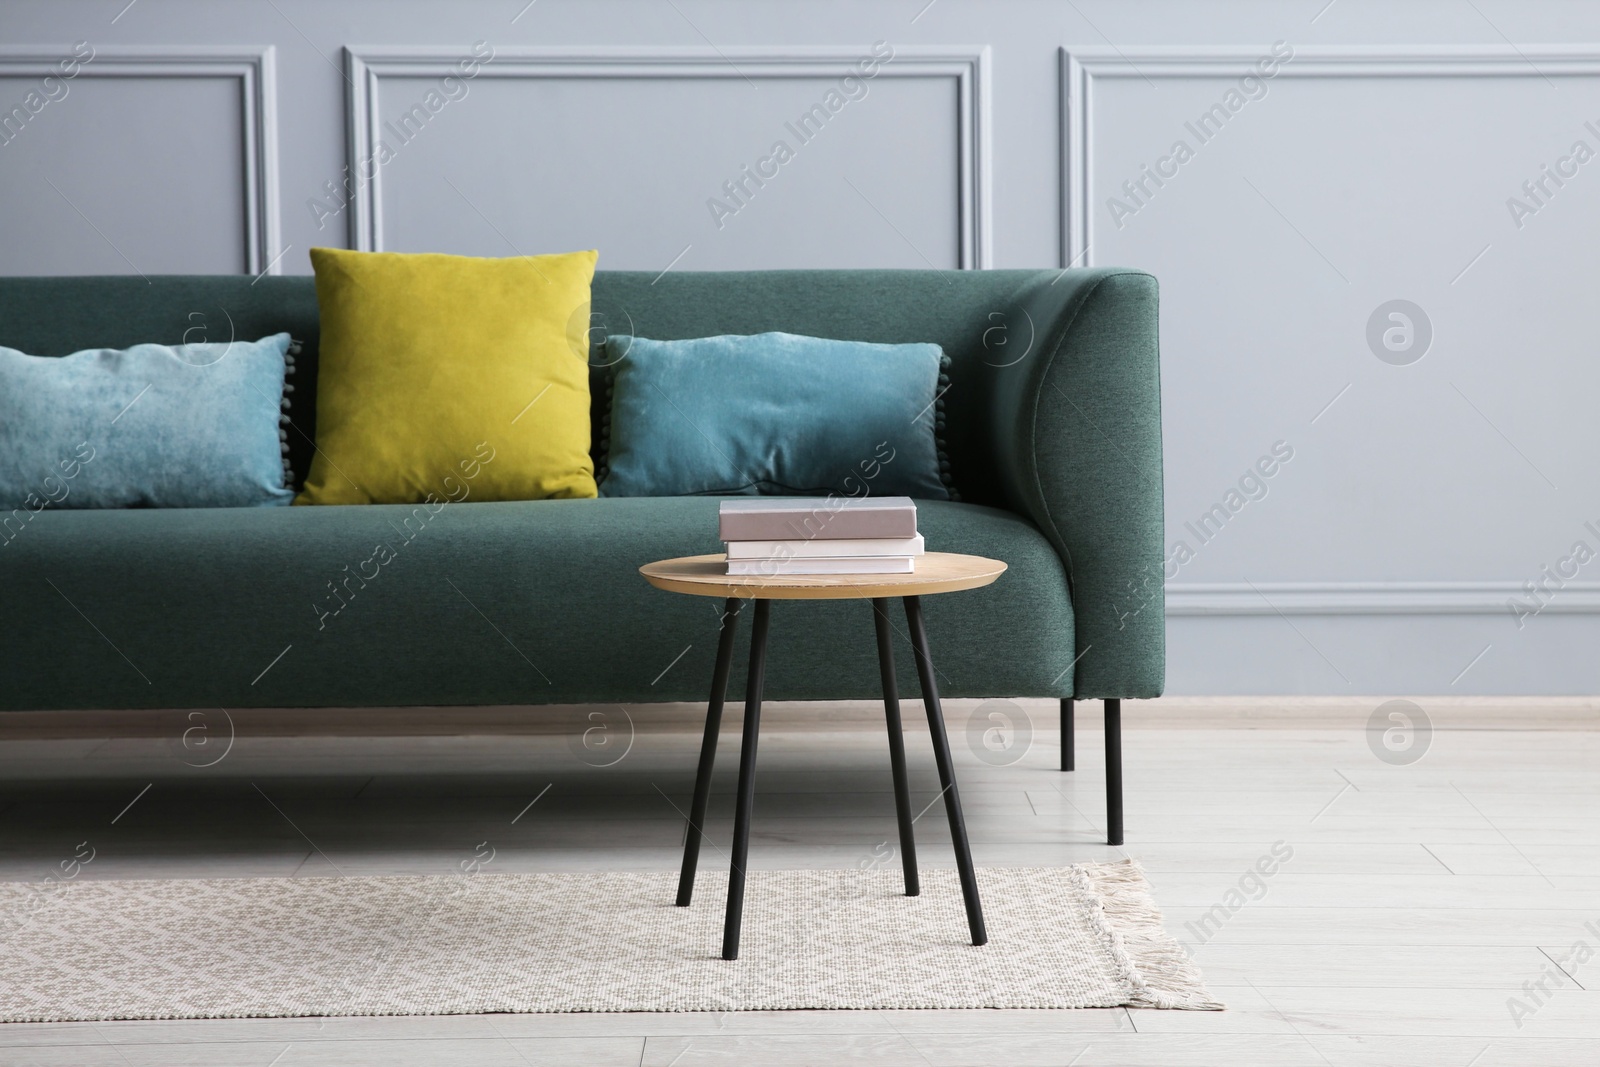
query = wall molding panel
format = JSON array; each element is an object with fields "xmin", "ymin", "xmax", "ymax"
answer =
[
  {"xmin": 1167, "ymin": 581, "xmax": 1600, "ymax": 617},
  {"xmin": 344, "ymin": 45, "xmax": 992, "ymax": 265},
  {"xmin": 1060, "ymin": 45, "xmax": 1600, "ymax": 267},
  {"xmin": 0, "ymin": 45, "xmax": 281, "ymax": 276}
]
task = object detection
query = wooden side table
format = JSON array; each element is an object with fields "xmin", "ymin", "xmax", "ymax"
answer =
[{"xmin": 640, "ymin": 552, "xmax": 1007, "ymax": 960}]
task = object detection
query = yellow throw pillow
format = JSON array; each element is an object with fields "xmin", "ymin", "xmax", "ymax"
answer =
[{"xmin": 297, "ymin": 247, "xmax": 599, "ymax": 505}]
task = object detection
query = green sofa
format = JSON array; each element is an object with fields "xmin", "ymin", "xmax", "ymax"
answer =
[{"xmin": 0, "ymin": 268, "xmax": 1164, "ymax": 842}]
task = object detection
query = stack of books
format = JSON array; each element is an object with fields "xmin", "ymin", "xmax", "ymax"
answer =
[{"xmin": 719, "ymin": 497, "xmax": 922, "ymax": 575}]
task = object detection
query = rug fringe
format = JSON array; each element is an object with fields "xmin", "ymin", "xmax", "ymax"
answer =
[{"xmin": 1076, "ymin": 859, "xmax": 1226, "ymax": 1010}]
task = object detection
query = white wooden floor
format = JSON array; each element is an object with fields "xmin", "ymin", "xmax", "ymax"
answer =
[{"xmin": 0, "ymin": 697, "xmax": 1597, "ymax": 1066}]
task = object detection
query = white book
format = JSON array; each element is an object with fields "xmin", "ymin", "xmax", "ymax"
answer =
[
  {"xmin": 727, "ymin": 556, "xmax": 915, "ymax": 576},
  {"xmin": 724, "ymin": 534, "xmax": 925, "ymax": 560}
]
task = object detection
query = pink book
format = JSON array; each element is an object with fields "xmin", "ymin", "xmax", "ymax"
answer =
[{"xmin": 719, "ymin": 497, "xmax": 918, "ymax": 541}]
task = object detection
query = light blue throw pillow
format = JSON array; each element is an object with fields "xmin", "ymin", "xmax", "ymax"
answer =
[
  {"xmin": 0, "ymin": 333, "xmax": 294, "ymax": 509},
  {"xmin": 599, "ymin": 332, "xmax": 952, "ymax": 499}
]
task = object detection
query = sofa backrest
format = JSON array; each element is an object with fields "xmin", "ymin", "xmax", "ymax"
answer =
[{"xmin": 0, "ymin": 270, "xmax": 1052, "ymax": 505}]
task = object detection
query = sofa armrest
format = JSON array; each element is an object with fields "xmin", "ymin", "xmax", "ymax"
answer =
[{"xmin": 988, "ymin": 269, "xmax": 1164, "ymax": 698}]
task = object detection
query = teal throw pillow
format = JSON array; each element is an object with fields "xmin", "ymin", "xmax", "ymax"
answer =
[
  {"xmin": 599, "ymin": 332, "xmax": 952, "ymax": 499},
  {"xmin": 0, "ymin": 333, "xmax": 295, "ymax": 510}
]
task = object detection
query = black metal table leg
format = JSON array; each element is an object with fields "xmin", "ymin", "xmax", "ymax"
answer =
[
  {"xmin": 872, "ymin": 599, "xmax": 919, "ymax": 896},
  {"xmin": 722, "ymin": 598, "xmax": 771, "ymax": 960},
  {"xmin": 1105, "ymin": 698, "xmax": 1124, "ymax": 846},
  {"xmin": 902, "ymin": 595, "xmax": 987, "ymax": 947},
  {"xmin": 677, "ymin": 597, "xmax": 742, "ymax": 907},
  {"xmin": 1061, "ymin": 697, "xmax": 1075, "ymax": 772}
]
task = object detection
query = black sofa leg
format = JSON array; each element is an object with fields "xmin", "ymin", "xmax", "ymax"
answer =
[
  {"xmin": 1060, "ymin": 698, "xmax": 1074, "ymax": 772},
  {"xmin": 1104, "ymin": 698, "xmax": 1123, "ymax": 846}
]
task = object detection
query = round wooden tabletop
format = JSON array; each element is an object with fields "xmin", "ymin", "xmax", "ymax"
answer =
[{"xmin": 639, "ymin": 552, "xmax": 1007, "ymax": 601}]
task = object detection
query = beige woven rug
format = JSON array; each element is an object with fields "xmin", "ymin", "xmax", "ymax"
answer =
[{"xmin": 0, "ymin": 860, "xmax": 1220, "ymax": 1021}]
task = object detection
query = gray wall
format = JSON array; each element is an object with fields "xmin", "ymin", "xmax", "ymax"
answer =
[{"xmin": 2, "ymin": 0, "xmax": 1596, "ymax": 695}]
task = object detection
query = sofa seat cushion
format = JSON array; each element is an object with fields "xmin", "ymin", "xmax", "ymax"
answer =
[{"xmin": 0, "ymin": 498, "xmax": 1074, "ymax": 711}]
